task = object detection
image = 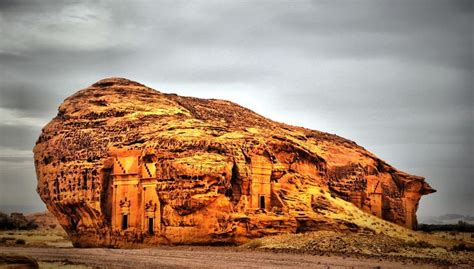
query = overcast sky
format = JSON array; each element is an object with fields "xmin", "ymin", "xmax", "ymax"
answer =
[{"xmin": 0, "ymin": 0, "xmax": 472, "ymax": 219}]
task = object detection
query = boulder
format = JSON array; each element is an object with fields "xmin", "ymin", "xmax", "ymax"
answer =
[{"xmin": 33, "ymin": 78, "xmax": 435, "ymax": 247}]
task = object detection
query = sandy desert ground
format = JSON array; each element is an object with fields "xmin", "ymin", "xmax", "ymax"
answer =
[
  {"xmin": 1, "ymin": 229, "xmax": 473, "ymax": 268},
  {"xmin": 0, "ymin": 245, "xmax": 462, "ymax": 269}
]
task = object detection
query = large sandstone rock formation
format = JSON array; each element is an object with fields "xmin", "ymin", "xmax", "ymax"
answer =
[{"xmin": 34, "ymin": 78, "xmax": 435, "ymax": 247}]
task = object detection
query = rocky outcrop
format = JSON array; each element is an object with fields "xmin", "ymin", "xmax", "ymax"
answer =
[
  {"xmin": 0, "ymin": 212, "xmax": 38, "ymax": 230},
  {"xmin": 33, "ymin": 78, "xmax": 435, "ymax": 247}
]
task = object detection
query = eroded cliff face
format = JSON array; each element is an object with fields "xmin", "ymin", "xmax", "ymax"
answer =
[{"xmin": 33, "ymin": 78, "xmax": 435, "ymax": 247}]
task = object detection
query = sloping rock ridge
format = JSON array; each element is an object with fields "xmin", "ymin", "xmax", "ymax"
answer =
[{"xmin": 33, "ymin": 78, "xmax": 435, "ymax": 247}]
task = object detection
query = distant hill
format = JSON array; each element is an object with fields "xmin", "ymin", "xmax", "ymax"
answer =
[
  {"xmin": 0, "ymin": 212, "xmax": 37, "ymax": 230},
  {"xmin": 0, "ymin": 211, "xmax": 62, "ymax": 232},
  {"xmin": 26, "ymin": 211, "xmax": 63, "ymax": 231},
  {"xmin": 419, "ymin": 214, "xmax": 474, "ymax": 225}
]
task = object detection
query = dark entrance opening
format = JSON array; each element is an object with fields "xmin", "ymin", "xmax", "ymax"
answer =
[
  {"xmin": 259, "ymin": 195, "xmax": 266, "ymax": 210},
  {"xmin": 121, "ymin": 214, "xmax": 128, "ymax": 230},
  {"xmin": 148, "ymin": 217, "xmax": 154, "ymax": 234}
]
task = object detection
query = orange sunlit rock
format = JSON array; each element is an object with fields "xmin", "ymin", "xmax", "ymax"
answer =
[{"xmin": 33, "ymin": 78, "xmax": 435, "ymax": 247}]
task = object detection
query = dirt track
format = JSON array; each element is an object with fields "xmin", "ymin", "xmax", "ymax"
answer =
[{"xmin": 0, "ymin": 246, "xmax": 446, "ymax": 269}]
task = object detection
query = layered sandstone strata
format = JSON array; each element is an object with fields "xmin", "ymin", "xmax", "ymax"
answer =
[{"xmin": 33, "ymin": 78, "xmax": 435, "ymax": 247}]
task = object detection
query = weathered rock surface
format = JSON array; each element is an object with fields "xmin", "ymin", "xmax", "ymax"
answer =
[{"xmin": 33, "ymin": 78, "xmax": 435, "ymax": 247}]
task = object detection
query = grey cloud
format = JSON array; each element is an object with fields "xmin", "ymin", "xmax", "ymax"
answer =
[
  {"xmin": 277, "ymin": 0, "xmax": 473, "ymax": 69},
  {"xmin": 0, "ymin": 156, "xmax": 33, "ymax": 163},
  {"xmin": 0, "ymin": 160, "xmax": 43, "ymax": 213},
  {"xmin": 0, "ymin": 52, "xmax": 26, "ymax": 63},
  {"xmin": 0, "ymin": 125, "xmax": 41, "ymax": 151},
  {"xmin": 112, "ymin": 0, "xmax": 474, "ymax": 70},
  {"xmin": 0, "ymin": 0, "xmax": 83, "ymax": 10},
  {"xmin": 0, "ymin": 0, "xmax": 49, "ymax": 11},
  {"xmin": 0, "ymin": 81, "xmax": 61, "ymax": 117}
]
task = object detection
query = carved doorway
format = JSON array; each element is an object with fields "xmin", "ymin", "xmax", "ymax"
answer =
[
  {"xmin": 259, "ymin": 195, "xmax": 266, "ymax": 210},
  {"xmin": 148, "ymin": 217, "xmax": 154, "ymax": 234},
  {"xmin": 121, "ymin": 214, "xmax": 128, "ymax": 230}
]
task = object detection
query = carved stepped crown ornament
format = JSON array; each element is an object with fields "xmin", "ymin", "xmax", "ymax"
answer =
[{"xmin": 33, "ymin": 78, "xmax": 435, "ymax": 248}]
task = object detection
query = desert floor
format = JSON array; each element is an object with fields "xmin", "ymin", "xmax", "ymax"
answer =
[
  {"xmin": 1, "ymin": 228, "xmax": 473, "ymax": 268},
  {"xmin": 0, "ymin": 245, "xmax": 457, "ymax": 269}
]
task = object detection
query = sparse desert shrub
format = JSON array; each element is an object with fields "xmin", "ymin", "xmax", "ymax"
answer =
[
  {"xmin": 416, "ymin": 241, "xmax": 434, "ymax": 248},
  {"xmin": 243, "ymin": 239, "xmax": 263, "ymax": 249},
  {"xmin": 451, "ymin": 243, "xmax": 474, "ymax": 252},
  {"xmin": 0, "ymin": 212, "xmax": 38, "ymax": 231},
  {"xmin": 28, "ymin": 223, "xmax": 38, "ymax": 230},
  {"xmin": 406, "ymin": 240, "xmax": 434, "ymax": 249},
  {"xmin": 15, "ymin": 239, "xmax": 26, "ymax": 245},
  {"xmin": 417, "ymin": 222, "xmax": 474, "ymax": 233},
  {"xmin": 0, "ymin": 254, "xmax": 38, "ymax": 267},
  {"xmin": 28, "ymin": 242, "xmax": 48, "ymax": 248},
  {"xmin": 0, "ymin": 212, "xmax": 14, "ymax": 230}
]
